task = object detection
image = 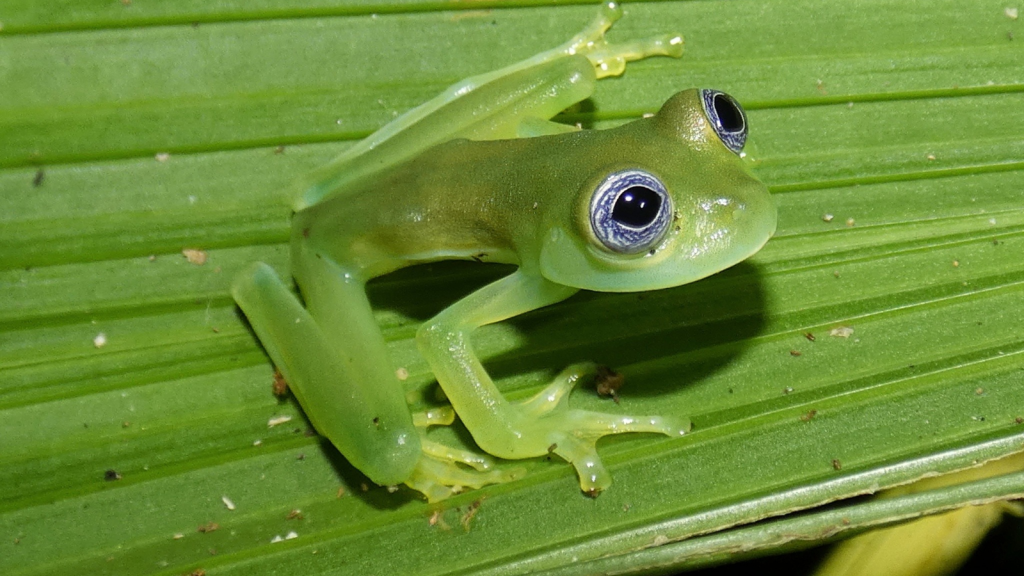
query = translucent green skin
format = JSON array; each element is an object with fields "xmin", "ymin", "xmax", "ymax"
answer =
[{"xmin": 233, "ymin": 3, "xmax": 776, "ymax": 501}]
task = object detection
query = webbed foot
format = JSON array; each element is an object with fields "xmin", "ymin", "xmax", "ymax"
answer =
[
  {"xmin": 560, "ymin": 2, "xmax": 684, "ymax": 78},
  {"xmin": 405, "ymin": 407, "xmax": 525, "ymax": 502},
  {"xmin": 486, "ymin": 362, "xmax": 691, "ymax": 496},
  {"xmin": 544, "ymin": 407, "xmax": 689, "ymax": 496}
]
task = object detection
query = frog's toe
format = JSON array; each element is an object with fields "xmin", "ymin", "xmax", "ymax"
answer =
[
  {"xmin": 412, "ymin": 406, "xmax": 456, "ymax": 427},
  {"xmin": 572, "ymin": 1, "xmax": 623, "ymax": 46},
  {"xmin": 588, "ymin": 33, "xmax": 684, "ymax": 78},
  {"xmin": 566, "ymin": 410, "xmax": 691, "ymax": 440},
  {"xmin": 421, "ymin": 438, "xmax": 494, "ymax": 472},
  {"xmin": 602, "ymin": 33, "xmax": 685, "ymax": 63},
  {"xmin": 548, "ymin": 410, "xmax": 690, "ymax": 496},
  {"xmin": 517, "ymin": 362, "xmax": 598, "ymax": 417},
  {"xmin": 549, "ymin": 436, "xmax": 610, "ymax": 496},
  {"xmin": 406, "ymin": 455, "xmax": 526, "ymax": 503}
]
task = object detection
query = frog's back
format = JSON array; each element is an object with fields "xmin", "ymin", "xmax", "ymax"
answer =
[{"xmin": 294, "ymin": 135, "xmax": 549, "ymax": 277}]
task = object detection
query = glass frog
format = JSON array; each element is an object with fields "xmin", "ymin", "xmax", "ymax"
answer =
[{"xmin": 232, "ymin": 2, "xmax": 777, "ymax": 501}]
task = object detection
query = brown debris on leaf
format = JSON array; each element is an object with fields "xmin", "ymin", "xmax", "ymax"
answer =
[
  {"xmin": 460, "ymin": 499, "xmax": 483, "ymax": 531},
  {"xmin": 272, "ymin": 371, "xmax": 289, "ymax": 396},
  {"xmin": 429, "ymin": 509, "xmax": 450, "ymax": 530},
  {"xmin": 594, "ymin": 365, "xmax": 624, "ymax": 403}
]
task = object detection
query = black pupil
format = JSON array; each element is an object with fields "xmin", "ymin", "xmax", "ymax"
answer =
[
  {"xmin": 611, "ymin": 186, "xmax": 662, "ymax": 227},
  {"xmin": 713, "ymin": 94, "xmax": 743, "ymax": 132}
]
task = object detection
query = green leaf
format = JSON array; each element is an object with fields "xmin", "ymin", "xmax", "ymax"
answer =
[{"xmin": 2, "ymin": 1, "xmax": 1023, "ymax": 575}]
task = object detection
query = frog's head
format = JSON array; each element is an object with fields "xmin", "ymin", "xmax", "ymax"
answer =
[{"xmin": 538, "ymin": 89, "xmax": 777, "ymax": 292}]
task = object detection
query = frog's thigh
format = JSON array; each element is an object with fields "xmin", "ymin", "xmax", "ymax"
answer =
[
  {"xmin": 232, "ymin": 262, "xmax": 420, "ymax": 486},
  {"xmin": 451, "ymin": 55, "xmax": 599, "ymax": 142}
]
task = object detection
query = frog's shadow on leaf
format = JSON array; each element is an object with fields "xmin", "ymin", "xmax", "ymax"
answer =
[
  {"xmin": 318, "ymin": 435, "xmax": 422, "ymax": 510},
  {"xmin": 369, "ymin": 259, "xmax": 769, "ymax": 400},
  {"xmin": 263, "ymin": 403, "xmax": 421, "ymax": 509},
  {"xmin": 494, "ymin": 260, "xmax": 769, "ymax": 399}
]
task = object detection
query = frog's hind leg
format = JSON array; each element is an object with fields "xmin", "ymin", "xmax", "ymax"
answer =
[
  {"xmin": 232, "ymin": 261, "xmax": 422, "ymax": 486},
  {"xmin": 281, "ymin": 248, "xmax": 523, "ymax": 500}
]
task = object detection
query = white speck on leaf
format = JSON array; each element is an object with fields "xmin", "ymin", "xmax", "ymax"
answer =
[
  {"xmin": 268, "ymin": 415, "xmax": 292, "ymax": 428},
  {"xmin": 222, "ymin": 495, "xmax": 236, "ymax": 510},
  {"xmin": 93, "ymin": 333, "xmax": 107, "ymax": 348},
  {"xmin": 182, "ymin": 249, "xmax": 207, "ymax": 265},
  {"xmin": 830, "ymin": 326, "xmax": 855, "ymax": 338}
]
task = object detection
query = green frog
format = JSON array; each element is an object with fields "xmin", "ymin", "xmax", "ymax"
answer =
[{"xmin": 233, "ymin": 2, "xmax": 776, "ymax": 501}]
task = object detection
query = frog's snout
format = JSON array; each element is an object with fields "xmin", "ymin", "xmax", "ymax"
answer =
[
  {"xmin": 682, "ymin": 178, "xmax": 775, "ymax": 276},
  {"xmin": 712, "ymin": 180, "xmax": 777, "ymax": 263},
  {"xmin": 734, "ymin": 183, "xmax": 777, "ymax": 241}
]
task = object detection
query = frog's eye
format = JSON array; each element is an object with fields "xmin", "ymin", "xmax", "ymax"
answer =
[
  {"xmin": 701, "ymin": 89, "xmax": 747, "ymax": 154},
  {"xmin": 590, "ymin": 169, "xmax": 673, "ymax": 255}
]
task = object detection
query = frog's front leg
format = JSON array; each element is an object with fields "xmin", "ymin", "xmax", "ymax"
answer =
[{"xmin": 417, "ymin": 271, "xmax": 690, "ymax": 496}]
